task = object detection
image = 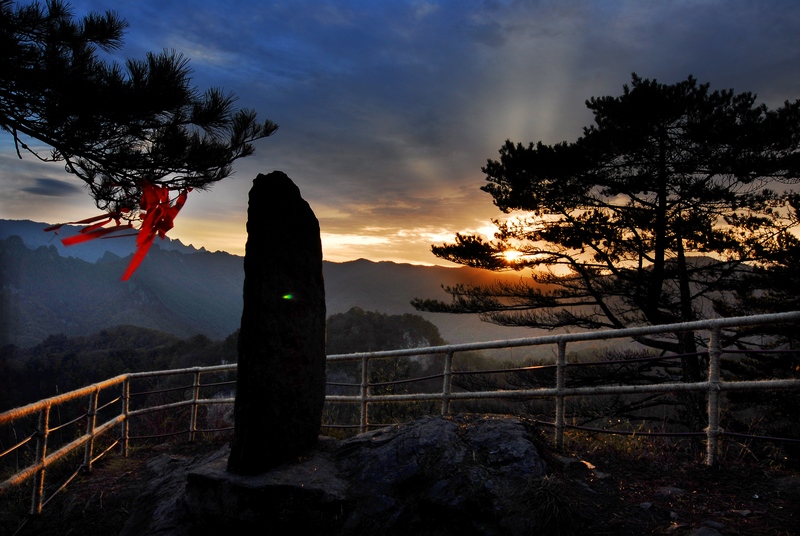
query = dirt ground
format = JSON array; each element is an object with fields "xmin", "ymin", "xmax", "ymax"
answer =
[
  {"xmin": 548, "ymin": 445, "xmax": 800, "ymax": 535},
  {"xmin": 2, "ymin": 435, "xmax": 798, "ymax": 536}
]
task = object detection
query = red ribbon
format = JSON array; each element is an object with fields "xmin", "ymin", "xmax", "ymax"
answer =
[
  {"xmin": 44, "ymin": 183, "xmax": 190, "ymax": 281},
  {"xmin": 45, "ymin": 213, "xmax": 133, "ymax": 246},
  {"xmin": 121, "ymin": 183, "xmax": 190, "ymax": 281}
]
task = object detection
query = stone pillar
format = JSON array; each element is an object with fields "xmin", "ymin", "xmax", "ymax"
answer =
[{"xmin": 227, "ymin": 171, "xmax": 326, "ymax": 475}]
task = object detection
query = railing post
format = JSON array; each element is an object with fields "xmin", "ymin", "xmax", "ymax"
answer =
[
  {"xmin": 189, "ymin": 370, "xmax": 201, "ymax": 442},
  {"xmin": 706, "ymin": 326, "xmax": 722, "ymax": 466},
  {"xmin": 555, "ymin": 339, "xmax": 567, "ymax": 450},
  {"xmin": 121, "ymin": 378, "xmax": 130, "ymax": 457},
  {"xmin": 360, "ymin": 356, "xmax": 369, "ymax": 434},
  {"xmin": 31, "ymin": 405, "xmax": 50, "ymax": 515},
  {"xmin": 441, "ymin": 350, "xmax": 454, "ymax": 416},
  {"xmin": 83, "ymin": 389, "xmax": 99, "ymax": 471}
]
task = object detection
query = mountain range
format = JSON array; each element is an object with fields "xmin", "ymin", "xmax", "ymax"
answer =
[{"xmin": 1, "ymin": 219, "xmax": 542, "ymax": 351}]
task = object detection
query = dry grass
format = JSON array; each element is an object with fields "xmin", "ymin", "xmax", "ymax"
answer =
[{"xmin": 551, "ymin": 429, "xmax": 800, "ymax": 535}]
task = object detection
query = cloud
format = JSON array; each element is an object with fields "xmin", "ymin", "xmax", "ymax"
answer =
[
  {"xmin": 20, "ymin": 178, "xmax": 84, "ymax": 197},
  {"xmin": 7, "ymin": 0, "xmax": 800, "ymax": 264}
]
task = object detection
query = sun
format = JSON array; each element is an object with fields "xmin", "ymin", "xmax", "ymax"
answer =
[{"xmin": 501, "ymin": 249, "xmax": 524, "ymax": 263}]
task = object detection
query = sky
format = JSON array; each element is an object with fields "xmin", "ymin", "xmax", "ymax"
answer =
[{"xmin": 2, "ymin": 0, "xmax": 800, "ymax": 265}]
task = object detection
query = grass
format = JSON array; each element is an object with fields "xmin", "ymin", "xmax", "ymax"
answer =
[{"xmin": 502, "ymin": 475, "xmax": 580, "ymax": 535}]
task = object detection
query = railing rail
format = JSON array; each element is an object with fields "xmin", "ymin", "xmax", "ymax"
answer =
[
  {"xmin": 2, "ymin": 311, "xmax": 799, "ymax": 519},
  {"xmin": 324, "ymin": 312, "xmax": 800, "ymax": 454}
]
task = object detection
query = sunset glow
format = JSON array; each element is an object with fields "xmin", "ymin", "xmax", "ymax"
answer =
[{"xmin": 501, "ymin": 249, "xmax": 524, "ymax": 263}]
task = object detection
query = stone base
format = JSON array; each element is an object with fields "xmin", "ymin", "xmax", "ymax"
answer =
[
  {"xmin": 122, "ymin": 415, "xmax": 553, "ymax": 536},
  {"xmin": 184, "ymin": 437, "xmax": 349, "ymax": 534}
]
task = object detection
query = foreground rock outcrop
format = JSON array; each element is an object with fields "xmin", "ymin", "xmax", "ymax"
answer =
[{"xmin": 120, "ymin": 415, "xmax": 566, "ymax": 535}]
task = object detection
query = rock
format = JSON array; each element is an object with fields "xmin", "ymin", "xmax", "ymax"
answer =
[
  {"xmin": 120, "ymin": 448, "xmax": 230, "ymax": 536},
  {"xmin": 124, "ymin": 415, "xmax": 564, "ymax": 535},
  {"xmin": 553, "ymin": 454, "xmax": 579, "ymax": 467},
  {"xmin": 187, "ymin": 438, "xmax": 348, "ymax": 534},
  {"xmin": 774, "ymin": 475, "xmax": 800, "ymax": 494},
  {"xmin": 228, "ymin": 171, "xmax": 327, "ymax": 475},
  {"xmin": 656, "ymin": 486, "xmax": 685, "ymax": 497},
  {"xmin": 335, "ymin": 414, "xmax": 548, "ymax": 534}
]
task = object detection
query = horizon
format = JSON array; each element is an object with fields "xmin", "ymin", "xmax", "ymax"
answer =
[{"xmin": 1, "ymin": 217, "xmax": 483, "ymax": 268}]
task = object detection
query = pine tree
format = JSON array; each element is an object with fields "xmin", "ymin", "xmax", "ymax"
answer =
[
  {"xmin": 414, "ymin": 74, "xmax": 800, "ymax": 384},
  {"xmin": 1, "ymin": 0, "xmax": 277, "ymax": 277}
]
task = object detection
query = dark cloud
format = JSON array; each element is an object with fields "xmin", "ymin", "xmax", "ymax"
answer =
[{"xmin": 20, "ymin": 178, "xmax": 83, "ymax": 197}]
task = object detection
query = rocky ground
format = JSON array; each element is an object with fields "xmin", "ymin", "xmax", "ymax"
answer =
[{"xmin": 2, "ymin": 421, "xmax": 798, "ymax": 536}]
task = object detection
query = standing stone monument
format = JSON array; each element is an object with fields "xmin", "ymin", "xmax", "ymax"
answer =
[{"xmin": 227, "ymin": 171, "xmax": 327, "ymax": 475}]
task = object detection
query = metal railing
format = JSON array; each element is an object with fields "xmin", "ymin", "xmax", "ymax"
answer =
[
  {"xmin": 0, "ymin": 364, "xmax": 237, "ymax": 519},
  {"xmin": 1, "ymin": 311, "xmax": 799, "ymax": 519},
  {"xmin": 325, "ymin": 311, "xmax": 800, "ymax": 464}
]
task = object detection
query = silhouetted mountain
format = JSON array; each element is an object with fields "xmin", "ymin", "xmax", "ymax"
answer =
[
  {"xmin": 0, "ymin": 219, "xmax": 205, "ymax": 262},
  {"xmin": 1, "ymin": 220, "xmax": 541, "ymax": 349}
]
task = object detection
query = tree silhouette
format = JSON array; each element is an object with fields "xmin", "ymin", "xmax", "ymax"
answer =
[
  {"xmin": 1, "ymin": 0, "xmax": 277, "ymax": 276},
  {"xmin": 413, "ymin": 74, "xmax": 800, "ymax": 385}
]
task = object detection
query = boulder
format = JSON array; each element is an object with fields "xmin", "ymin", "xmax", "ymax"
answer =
[{"xmin": 122, "ymin": 415, "xmax": 564, "ymax": 535}]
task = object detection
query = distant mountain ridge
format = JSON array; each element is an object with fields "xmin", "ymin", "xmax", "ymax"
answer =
[
  {"xmin": 0, "ymin": 219, "xmax": 206, "ymax": 262},
  {"xmin": 1, "ymin": 220, "xmax": 541, "ymax": 350}
]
